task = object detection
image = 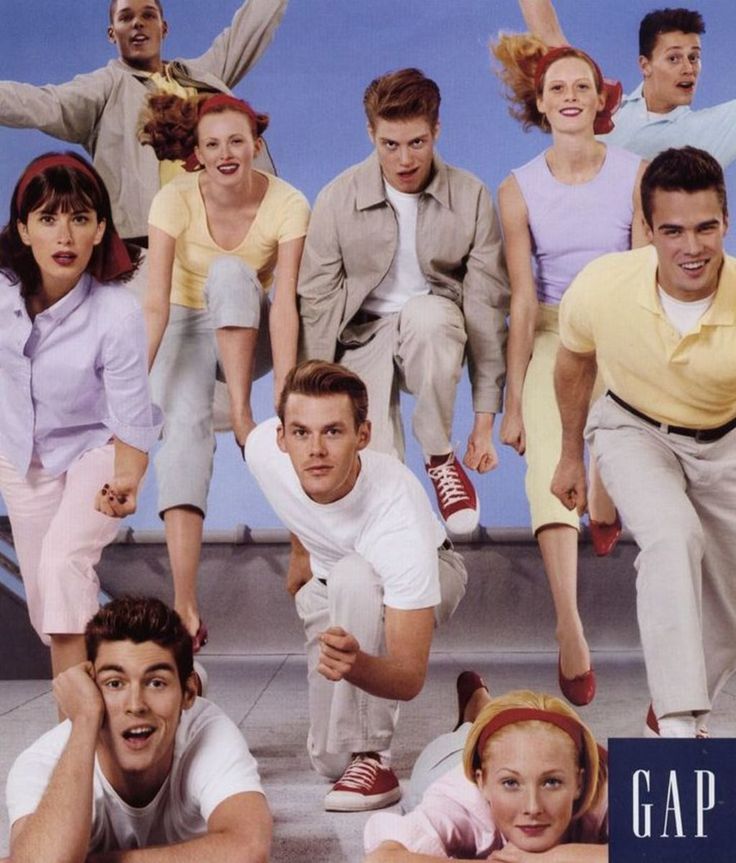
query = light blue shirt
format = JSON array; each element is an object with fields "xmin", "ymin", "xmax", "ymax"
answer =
[
  {"xmin": 602, "ymin": 83, "xmax": 736, "ymax": 168},
  {"xmin": 0, "ymin": 271, "xmax": 162, "ymax": 477}
]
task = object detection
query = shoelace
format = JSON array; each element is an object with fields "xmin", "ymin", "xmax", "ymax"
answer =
[
  {"xmin": 427, "ymin": 458, "xmax": 470, "ymax": 507},
  {"xmin": 336, "ymin": 757, "xmax": 380, "ymax": 790}
]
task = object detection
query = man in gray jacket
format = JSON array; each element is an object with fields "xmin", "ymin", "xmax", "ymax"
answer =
[
  {"xmin": 298, "ymin": 68, "xmax": 508, "ymax": 535},
  {"xmin": 0, "ymin": 0, "xmax": 286, "ymax": 242}
]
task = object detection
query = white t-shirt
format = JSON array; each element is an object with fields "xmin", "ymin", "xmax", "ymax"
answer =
[
  {"xmin": 6, "ymin": 698, "xmax": 263, "ymax": 852},
  {"xmin": 657, "ymin": 286, "xmax": 715, "ymax": 336},
  {"xmin": 245, "ymin": 417, "xmax": 445, "ymax": 609},
  {"xmin": 362, "ymin": 182, "xmax": 430, "ymax": 316}
]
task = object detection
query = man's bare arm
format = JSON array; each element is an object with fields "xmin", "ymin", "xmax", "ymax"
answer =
[
  {"xmin": 88, "ymin": 792, "xmax": 271, "ymax": 863},
  {"xmin": 318, "ymin": 606, "xmax": 434, "ymax": 701},
  {"xmin": 550, "ymin": 345, "xmax": 597, "ymax": 515},
  {"xmin": 10, "ymin": 665, "xmax": 104, "ymax": 863},
  {"xmin": 518, "ymin": 0, "xmax": 568, "ymax": 45}
]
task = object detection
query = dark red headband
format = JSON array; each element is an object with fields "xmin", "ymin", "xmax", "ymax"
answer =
[
  {"xmin": 15, "ymin": 154, "xmax": 133, "ymax": 283},
  {"xmin": 183, "ymin": 93, "xmax": 262, "ymax": 172},
  {"xmin": 534, "ymin": 46, "xmax": 621, "ymax": 135},
  {"xmin": 475, "ymin": 708, "xmax": 585, "ymax": 766}
]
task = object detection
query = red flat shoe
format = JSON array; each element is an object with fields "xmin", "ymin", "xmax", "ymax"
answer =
[
  {"xmin": 589, "ymin": 511, "xmax": 622, "ymax": 557},
  {"xmin": 192, "ymin": 620, "xmax": 209, "ymax": 654},
  {"xmin": 454, "ymin": 670, "xmax": 489, "ymax": 730},
  {"xmin": 558, "ymin": 654, "xmax": 596, "ymax": 706}
]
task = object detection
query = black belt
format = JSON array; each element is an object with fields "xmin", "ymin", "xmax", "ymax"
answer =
[
  {"xmin": 607, "ymin": 391, "xmax": 736, "ymax": 442},
  {"xmin": 125, "ymin": 236, "xmax": 149, "ymax": 249}
]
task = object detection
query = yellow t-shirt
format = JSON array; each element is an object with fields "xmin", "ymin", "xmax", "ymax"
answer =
[
  {"xmin": 148, "ymin": 68, "xmax": 198, "ymax": 187},
  {"xmin": 559, "ymin": 245, "xmax": 736, "ymax": 428},
  {"xmin": 148, "ymin": 170, "xmax": 310, "ymax": 309}
]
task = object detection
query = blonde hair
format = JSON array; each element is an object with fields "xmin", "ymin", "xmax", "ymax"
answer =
[
  {"xmin": 491, "ymin": 33, "xmax": 603, "ymax": 133},
  {"xmin": 462, "ymin": 689, "xmax": 605, "ymax": 819}
]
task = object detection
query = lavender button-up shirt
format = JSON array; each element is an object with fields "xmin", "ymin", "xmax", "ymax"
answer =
[{"xmin": 0, "ymin": 271, "xmax": 162, "ymax": 477}]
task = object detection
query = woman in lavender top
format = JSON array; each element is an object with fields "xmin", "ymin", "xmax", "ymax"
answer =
[
  {"xmin": 493, "ymin": 37, "xmax": 647, "ymax": 706},
  {"xmin": 0, "ymin": 152, "xmax": 161, "ymax": 677}
]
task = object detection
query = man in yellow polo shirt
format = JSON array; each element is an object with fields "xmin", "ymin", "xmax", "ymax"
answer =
[{"xmin": 551, "ymin": 146, "xmax": 736, "ymax": 738}]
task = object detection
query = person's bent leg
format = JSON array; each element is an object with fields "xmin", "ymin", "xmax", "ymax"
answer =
[
  {"xmin": 206, "ymin": 256, "xmax": 263, "ymax": 446},
  {"xmin": 151, "ymin": 304, "xmax": 217, "ymax": 638},
  {"xmin": 591, "ymin": 398, "xmax": 710, "ymax": 720}
]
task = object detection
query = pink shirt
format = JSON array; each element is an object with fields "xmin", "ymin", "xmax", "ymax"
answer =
[
  {"xmin": 364, "ymin": 763, "xmax": 608, "ymax": 858},
  {"xmin": 0, "ymin": 272, "xmax": 162, "ymax": 477}
]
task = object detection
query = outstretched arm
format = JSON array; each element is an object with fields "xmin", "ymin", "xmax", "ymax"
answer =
[
  {"xmin": 144, "ymin": 226, "xmax": 176, "ymax": 369},
  {"xmin": 10, "ymin": 664, "xmax": 104, "ymax": 863},
  {"xmin": 488, "ymin": 839, "xmax": 608, "ymax": 862},
  {"xmin": 518, "ymin": 0, "xmax": 568, "ymax": 45},
  {"xmin": 365, "ymin": 840, "xmax": 477, "ymax": 863},
  {"xmin": 269, "ymin": 236, "xmax": 305, "ymax": 406},
  {"xmin": 550, "ymin": 345, "xmax": 597, "ymax": 515},
  {"xmin": 87, "ymin": 792, "xmax": 271, "ymax": 863},
  {"xmin": 318, "ymin": 605, "xmax": 435, "ymax": 701}
]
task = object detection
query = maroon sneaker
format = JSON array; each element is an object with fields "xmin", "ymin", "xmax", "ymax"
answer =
[
  {"xmin": 426, "ymin": 453, "xmax": 480, "ymax": 535},
  {"xmin": 323, "ymin": 754, "xmax": 401, "ymax": 812}
]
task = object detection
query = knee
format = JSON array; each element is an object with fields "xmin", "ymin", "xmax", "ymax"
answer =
[
  {"xmin": 641, "ymin": 512, "xmax": 705, "ymax": 561},
  {"xmin": 400, "ymin": 295, "xmax": 465, "ymax": 343},
  {"xmin": 205, "ymin": 256, "xmax": 261, "ymax": 321}
]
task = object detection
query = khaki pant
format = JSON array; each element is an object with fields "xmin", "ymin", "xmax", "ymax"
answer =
[
  {"xmin": 339, "ymin": 294, "xmax": 466, "ymax": 459},
  {"xmin": 587, "ymin": 396, "xmax": 736, "ymax": 717},
  {"xmin": 294, "ymin": 547, "xmax": 467, "ymax": 779}
]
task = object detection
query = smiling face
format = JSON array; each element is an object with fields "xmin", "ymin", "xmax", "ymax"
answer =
[
  {"xmin": 369, "ymin": 116, "xmax": 439, "ymax": 194},
  {"xmin": 476, "ymin": 724, "xmax": 583, "ymax": 853},
  {"xmin": 277, "ymin": 393, "xmax": 370, "ymax": 505},
  {"xmin": 18, "ymin": 206, "xmax": 105, "ymax": 298},
  {"xmin": 108, "ymin": 0, "xmax": 167, "ymax": 73},
  {"xmin": 647, "ymin": 187, "xmax": 727, "ymax": 302},
  {"xmin": 94, "ymin": 639, "xmax": 196, "ymax": 806},
  {"xmin": 640, "ymin": 30, "xmax": 701, "ymax": 113},
  {"xmin": 194, "ymin": 110, "xmax": 260, "ymax": 186},
  {"xmin": 536, "ymin": 56, "xmax": 604, "ymax": 136}
]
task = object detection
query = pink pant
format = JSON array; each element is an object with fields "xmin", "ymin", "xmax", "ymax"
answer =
[{"xmin": 0, "ymin": 445, "xmax": 119, "ymax": 644}]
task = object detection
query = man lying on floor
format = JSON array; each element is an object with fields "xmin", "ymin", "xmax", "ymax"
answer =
[{"xmin": 4, "ymin": 596, "xmax": 271, "ymax": 863}]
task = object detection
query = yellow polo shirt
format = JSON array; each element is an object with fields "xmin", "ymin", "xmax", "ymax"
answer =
[
  {"xmin": 149, "ymin": 169, "xmax": 310, "ymax": 309},
  {"xmin": 559, "ymin": 245, "xmax": 736, "ymax": 428}
]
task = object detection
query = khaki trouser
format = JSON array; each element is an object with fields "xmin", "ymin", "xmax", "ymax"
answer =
[
  {"xmin": 587, "ymin": 395, "xmax": 736, "ymax": 718},
  {"xmin": 294, "ymin": 547, "xmax": 467, "ymax": 779},
  {"xmin": 338, "ymin": 294, "xmax": 467, "ymax": 459}
]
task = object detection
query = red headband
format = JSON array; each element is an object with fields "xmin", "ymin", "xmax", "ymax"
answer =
[
  {"xmin": 15, "ymin": 154, "xmax": 134, "ymax": 283},
  {"xmin": 183, "ymin": 93, "xmax": 262, "ymax": 172},
  {"xmin": 534, "ymin": 46, "xmax": 621, "ymax": 135},
  {"xmin": 475, "ymin": 708, "xmax": 585, "ymax": 766}
]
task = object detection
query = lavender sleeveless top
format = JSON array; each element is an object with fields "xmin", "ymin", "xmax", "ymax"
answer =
[{"xmin": 512, "ymin": 145, "xmax": 641, "ymax": 305}]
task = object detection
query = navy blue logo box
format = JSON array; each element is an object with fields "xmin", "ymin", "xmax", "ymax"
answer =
[{"xmin": 609, "ymin": 739, "xmax": 736, "ymax": 862}]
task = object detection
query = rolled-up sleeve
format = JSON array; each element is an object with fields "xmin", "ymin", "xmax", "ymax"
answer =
[{"xmin": 101, "ymin": 306, "xmax": 163, "ymax": 451}]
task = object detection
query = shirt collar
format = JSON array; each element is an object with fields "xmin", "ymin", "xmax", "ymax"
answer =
[
  {"xmin": 621, "ymin": 82, "xmax": 692, "ymax": 123},
  {"xmin": 34, "ymin": 272, "xmax": 93, "ymax": 325},
  {"xmin": 354, "ymin": 151, "xmax": 451, "ymax": 211}
]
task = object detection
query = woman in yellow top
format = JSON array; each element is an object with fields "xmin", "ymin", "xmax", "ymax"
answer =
[{"xmin": 140, "ymin": 92, "xmax": 310, "ymax": 647}]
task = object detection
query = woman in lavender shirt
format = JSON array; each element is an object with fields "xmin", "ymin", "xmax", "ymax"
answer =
[{"xmin": 0, "ymin": 152, "xmax": 161, "ymax": 677}]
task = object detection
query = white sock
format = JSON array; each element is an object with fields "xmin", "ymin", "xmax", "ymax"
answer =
[{"xmin": 658, "ymin": 712, "xmax": 697, "ymax": 738}]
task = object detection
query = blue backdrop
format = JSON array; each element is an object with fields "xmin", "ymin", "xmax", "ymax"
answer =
[{"xmin": 1, "ymin": 0, "xmax": 734, "ymax": 529}]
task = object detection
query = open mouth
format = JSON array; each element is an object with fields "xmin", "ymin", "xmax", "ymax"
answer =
[
  {"xmin": 130, "ymin": 34, "xmax": 149, "ymax": 45},
  {"xmin": 52, "ymin": 252, "xmax": 77, "ymax": 266},
  {"xmin": 680, "ymin": 260, "xmax": 706, "ymax": 273},
  {"xmin": 217, "ymin": 163, "xmax": 239, "ymax": 175},
  {"xmin": 560, "ymin": 107, "xmax": 582, "ymax": 116},
  {"xmin": 122, "ymin": 725, "xmax": 155, "ymax": 748}
]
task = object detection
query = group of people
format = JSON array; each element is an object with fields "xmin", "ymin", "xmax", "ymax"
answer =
[{"xmin": 1, "ymin": 0, "xmax": 736, "ymax": 860}]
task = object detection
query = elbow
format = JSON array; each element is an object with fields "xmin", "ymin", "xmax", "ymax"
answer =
[{"xmin": 398, "ymin": 671, "xmax": 426, "ymax": 702}]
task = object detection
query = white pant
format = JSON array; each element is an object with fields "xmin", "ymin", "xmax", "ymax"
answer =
[{"xmin": 294, "ymin": 548, "xmax": 467, "ymax": 779}]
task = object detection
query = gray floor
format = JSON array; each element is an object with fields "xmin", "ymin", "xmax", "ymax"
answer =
[{"xmin": 3, "ymin": 535, "xmax": 736, "ymax": 861}]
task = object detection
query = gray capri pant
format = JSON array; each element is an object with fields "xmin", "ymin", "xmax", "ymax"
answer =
[{"xmin": 151, "ymin": 256, "xmax": 271, "ymax": 516}]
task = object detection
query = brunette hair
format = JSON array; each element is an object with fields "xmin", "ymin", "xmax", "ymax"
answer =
[
  {"xmin": 109, "ymin": 0, "xmax": 164, "ymax": 25},
  {"xmin": 639, "ymin": 8, "xmax": 705, "ymax": 58},
  {"xmin": 138, "ymin": 92, "xmax": 269, "ymax": 164},
  {"xmin": 0, "ymin": 151, "xmax": 139, "ymax": 297},
  {"xmin": 85, "ymin": 596, "xmax": 193, "ymax": 689},
  {"xmin": 363, "ymin": 68, "xmax": 441, "ymax": 130},
  {"xmin": 640, "ymin": 146, "xmax": 727, "ymax": 227},
  {"xmin": 463, "ymin": 689, "xmax": 605, "ymax": 820},
  {"xmin": 277, "ymin": 360, "xmax": 369, "ymax": 429},
  {"xmin": 491, "ymin": 35, "xmax": 603, "ymax": 132}
]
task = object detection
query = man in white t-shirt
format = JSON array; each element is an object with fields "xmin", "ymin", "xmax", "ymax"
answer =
[
  {"xmin": 297, "ymin": 68, "xmax": 509, "ymax": 537},
  {"xmin": 245, "ymin": 360, "xmax": 467, "ymax": 812},
  {"xmin": 5, "ymin": 596, "xmax": 270, "ymax": 862}
]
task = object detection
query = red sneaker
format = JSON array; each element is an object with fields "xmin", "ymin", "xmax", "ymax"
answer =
[
  {"xmin": 323, "ymin": 754, "xmax": 401, "ymax": 812},
  {"xmin": 426, "ymin": 453, "xmax": 479, "ymax": 535}
]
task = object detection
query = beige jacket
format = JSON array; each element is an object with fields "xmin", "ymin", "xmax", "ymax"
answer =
[
  {"xmin": 298, "ymin": 152, "xmax": 509, "ymax": 413},
  {"xmin": 0, "ymin": 0, "xmax": 287, "ymax": 239}
]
